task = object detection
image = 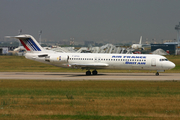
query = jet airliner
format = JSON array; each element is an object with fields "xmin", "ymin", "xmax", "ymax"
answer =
[{"xmin": 7, "ymin": 34, "xmax": 175, "ymax": 76}]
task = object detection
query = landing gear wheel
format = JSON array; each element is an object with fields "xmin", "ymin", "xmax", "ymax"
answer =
[
  {"xmin": 86, "ymin": 71, "xmax": 91, "ymax": 75},
  {"xmin": 155, "ymin": 72, "xmax": 159, "ymax": 76},
  {"xmin": 92, "ymin": 70, "xmax": 98, "ymax": 75}
]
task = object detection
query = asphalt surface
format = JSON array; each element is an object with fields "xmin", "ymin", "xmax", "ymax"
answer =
[{"xmin": 0, "ymin": 72, "xmax": 179, "ymax": 81}]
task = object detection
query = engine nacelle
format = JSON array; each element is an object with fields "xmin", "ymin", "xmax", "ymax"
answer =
[{"xmin": 45, "ymin": 55, "xmax": 69, "ymax": 63}]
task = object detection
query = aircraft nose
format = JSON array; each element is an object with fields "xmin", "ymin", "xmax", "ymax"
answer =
[
  {"xmin": 163, "ymin": 61, "xmax": 175, "ymax": 70},
  {"xmin": 168, "ymin": 62, "xmax": 175, "ymax": 69}
]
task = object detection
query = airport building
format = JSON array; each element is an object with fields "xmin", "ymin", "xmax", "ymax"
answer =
[
  {"xmin": 0, "ymin": 47, "xmax": 8, "ymax": 55},
  {"xmin": 151, "ymin": 44, "xmax": 178, "ymax": 55}
]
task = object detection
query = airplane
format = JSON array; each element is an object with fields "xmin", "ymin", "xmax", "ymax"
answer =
[
  {"xmin": 6, "ymin": 34, "xmax": 175, "ymax": 76},
  {"xmin": 131, "ymin": 36, "xmax": 143, "ymax": 49}
]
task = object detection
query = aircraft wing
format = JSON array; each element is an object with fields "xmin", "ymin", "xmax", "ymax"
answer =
[{"xmin": 69, "ymin": 63, "xmax": 109, "ymax": 69}]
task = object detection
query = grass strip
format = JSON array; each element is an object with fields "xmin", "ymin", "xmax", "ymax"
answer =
[
  {"xmin": 0, "ymin": 80, "xmax": 180, "ymax": 119},
  {"xmin": 39, "ymin": 114, "xmax": 152, "ymax": 120}
]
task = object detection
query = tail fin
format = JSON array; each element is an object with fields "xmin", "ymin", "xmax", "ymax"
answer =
[
  {"xmin": 6, "ymin": 34, "xmax": 43, "ymax": 52},
  {"xmin": 139, "ymin": 36, "xmax": 142, "ymax": 44}
]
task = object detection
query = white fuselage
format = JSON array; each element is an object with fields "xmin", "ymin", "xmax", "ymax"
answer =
[{"xmin": 25, "ymin": 52, "xmax": 175, "ymax": 71}]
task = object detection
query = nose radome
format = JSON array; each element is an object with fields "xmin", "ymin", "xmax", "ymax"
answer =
[
  {"xmin": 164, "ymin": 62, "xmax": 175, "ymax": 70},
  {"xmin": 170, "ymin": 62, "xmax": 176, "ymax": 69}
]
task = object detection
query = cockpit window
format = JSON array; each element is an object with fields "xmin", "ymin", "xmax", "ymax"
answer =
[{"xmin": 159, "ymin": 59, "xmax": 168, "ymax": 61}]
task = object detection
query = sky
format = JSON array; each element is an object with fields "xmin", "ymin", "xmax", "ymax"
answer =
[{"xmin": 1, "ymin": 0, "xmax": 180, "ymax": 44}]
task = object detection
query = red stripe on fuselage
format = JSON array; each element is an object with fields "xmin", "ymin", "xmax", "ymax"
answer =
[{"xmin": 20, "ymin": 39, "xmax": 30, "ymax": 51}]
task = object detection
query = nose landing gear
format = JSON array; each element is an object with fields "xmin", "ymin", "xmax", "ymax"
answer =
[{"xmin": 155, "ymin": 72, "xmax": 159, "ymax": 76}]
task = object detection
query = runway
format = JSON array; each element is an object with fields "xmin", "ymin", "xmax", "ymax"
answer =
[{"xmin": 0, "ymin": 72, "xmax": 179, "ymax": 81}]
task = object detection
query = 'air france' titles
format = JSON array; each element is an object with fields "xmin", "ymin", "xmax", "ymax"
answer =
[
  {"xmin": 112, "ymin": 55, "xmax": 147, "ymax": 65},
  {"xmin": 112, "ymin": 55, "xmax": 146, "ymax": 59},
  {"xmin": 125, "ymin": 62, "xmax": 146, "ymax": 65}
]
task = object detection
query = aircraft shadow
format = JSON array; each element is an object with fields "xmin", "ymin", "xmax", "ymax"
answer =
[
  {"xmin": 45, "ymin": 73, "xmax": 106, "ymax": 77},
  {"xmin": 44, "ymin": 73, "xmax": 170, "ymax": 77},
  {"xmin": 68, "ymin": 74, "xmax": 106, "ymax": 77}
]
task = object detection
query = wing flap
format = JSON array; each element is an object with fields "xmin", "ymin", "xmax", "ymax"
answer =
[{"xmin": 69, "ymin": 63, "xmax": 109, "ymax": 69}]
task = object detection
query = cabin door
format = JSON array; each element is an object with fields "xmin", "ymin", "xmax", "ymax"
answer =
[{"xmin": 151, "ymin": 58, "xmax": 156, "ymax": 67}]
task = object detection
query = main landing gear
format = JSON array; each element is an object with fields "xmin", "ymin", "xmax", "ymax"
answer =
[
  {"xmin": 155, "ymin": 72, "xmax": 159, "ymax": 76},
  {"xmin": 86, "ymin": 71, "xmax": 91, "ymax": 75},
  {"xmin": 86, "ymin": 70, "xmax": 98, "ymax": 75}
]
